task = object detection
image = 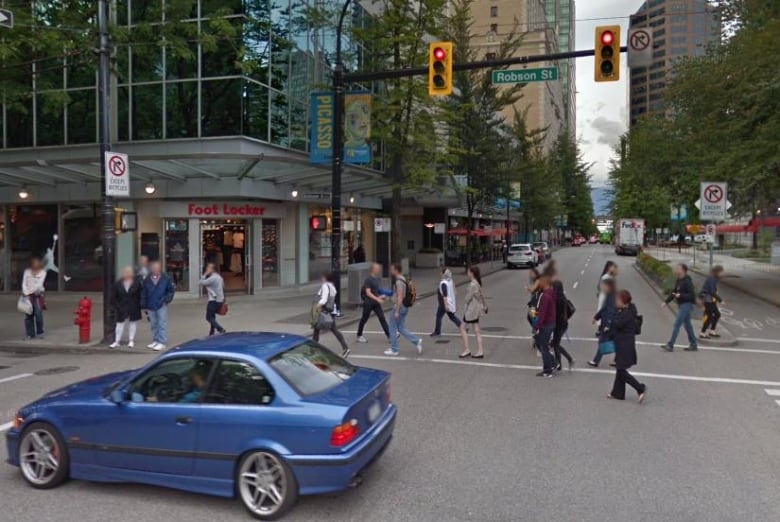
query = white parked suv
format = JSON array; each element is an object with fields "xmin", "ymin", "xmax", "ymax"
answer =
[{"xmin": 507, "ymin": 243, "xmax": 538, "ymax": 269}]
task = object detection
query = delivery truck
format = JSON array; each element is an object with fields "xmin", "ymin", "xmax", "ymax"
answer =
[{"xmin": 615, "ymin": 218, "xmax": 645, "ymax": 256}]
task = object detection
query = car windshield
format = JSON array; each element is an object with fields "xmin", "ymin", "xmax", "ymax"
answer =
[
  {"xmin": 509, "ymin": 245, "xmax": 530, "ymax": 252},
  {"xmin": 270, "ymin": 341, "xmax": 356, "ymax": 397},
  {"xmin": 532, "ymin": 242, "xmax": 544, "ymax": 248}
]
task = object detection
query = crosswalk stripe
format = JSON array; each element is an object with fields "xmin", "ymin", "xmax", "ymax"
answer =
[
  {"xmin": 776, "ymin": 400, "xmax": 780, "ymax": 408},
  {"xmin": 0, "ymin": 373, "xmax": 33, "ymax": 385},
  {"xmin": 0, "ymin": 421, "xmax": 13, "ymax": 432},
  {"xmin": 765, "ymin": 389, "xmax": 780, "ymax": 396}
]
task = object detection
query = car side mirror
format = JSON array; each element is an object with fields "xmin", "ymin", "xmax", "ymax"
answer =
[{"xmin": 110, "ymin": 389, "xmax": 127, "ymax": 404}]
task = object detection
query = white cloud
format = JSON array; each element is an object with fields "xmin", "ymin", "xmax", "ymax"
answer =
[{"xmin": 575, "ymin": 0, "xmax": 637, "ymax": 187}]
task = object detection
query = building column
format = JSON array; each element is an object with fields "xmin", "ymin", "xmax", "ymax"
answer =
[
  {"xmin": 297, "ymin": 203, "xmax": 309, "ymax": 284},
  {"xmin": 252, "ymin": 218, "xmax": 263, "ymax": 293},
  {"xmin": 187, "ymin": 218, "xmax": 200, "ymax": 297},
  {"xmin": 1, "ymin": 206, "xmax": 9, "ymax": 292}
]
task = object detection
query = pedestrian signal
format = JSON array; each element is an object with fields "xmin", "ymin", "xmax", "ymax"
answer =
[
  {"xmin": 310, "ymin": 216, "xmax": 327, "ymax": 231},
  {"xmin": 595, "ymin": 25, "xmax": 620, "ymax": 82},
  {"xmin": 428, "ymin": 42, "xmax": 453, "ymax": 96}
]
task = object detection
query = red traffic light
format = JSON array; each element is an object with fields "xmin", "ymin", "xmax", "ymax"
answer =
[
  {"xmin": 601, "ymin": 30, "xmax": 615, "ymax": 46},
  {"xmin": 310, "ymin": 216, "xmax": 327, "ymax": 230},
  {"xmin": 433, "ymin": 47, "xmax": 447, "ymax": 61}
]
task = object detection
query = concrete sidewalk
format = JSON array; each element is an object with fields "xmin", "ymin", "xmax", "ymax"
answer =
[
  {"xmin": 645, "ymin": 246, "xmax": 780, "ymax": 308},
  {"xmin": 0, "ymin": 259, "xmax": 507, "ymax": 353}
]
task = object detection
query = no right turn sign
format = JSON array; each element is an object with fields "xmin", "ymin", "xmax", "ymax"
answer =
[{"xmin": 627, "ymin": 28, "xmax": 653, "ymax": 68}]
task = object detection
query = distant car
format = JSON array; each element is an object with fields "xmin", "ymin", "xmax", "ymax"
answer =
[
  {"xmin": 694, "ymin": 234, "xmax": 708, "ymax": 243},
  {"xmin": 531, "ymin": 241, "xmax": 551, "ymax": 259},
  {"xmin": 507, "ymin": 243, "xmax": 538, "ymax": 268},
  {"xmin": 5, "ymin": 333, "xmax": 396, "ymax": 520},
  {"xmin": 589, "ymin": 235, "xmax": 599, "ymax": 244},
  {"xmin": 572, "ymin": 236, "xmax": 586, "ymax": 247}
]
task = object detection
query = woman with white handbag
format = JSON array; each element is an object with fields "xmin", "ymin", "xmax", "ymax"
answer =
[{"xmin": 21, "ymin": 256, "xmax": 47, "ymax": 340}]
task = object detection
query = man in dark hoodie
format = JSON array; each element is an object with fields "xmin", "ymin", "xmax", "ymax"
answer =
[
  {"xmin": 660, "ymin": 263, "xmax": 698, "ymax": 352},
  {"xmin": 533, "ymin": 275, "xmax": 557, "ymax": 378}
]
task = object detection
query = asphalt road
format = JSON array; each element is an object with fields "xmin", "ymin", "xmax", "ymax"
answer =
[{"xmin": 1, "ymin": 245, "xmax": 779, "ymax": 521}]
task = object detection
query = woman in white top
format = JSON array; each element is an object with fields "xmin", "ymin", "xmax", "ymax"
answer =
[
  {"xmin": 430, "ymin": 268, "xmax": 462, "ymax": 336},
  {"xmin": 22, "ymin": 256, "xmax": 47, "ymax": 340},
  {"xmin": 312, "ymin": 272, "xmax": 351, "ymax": 358}
]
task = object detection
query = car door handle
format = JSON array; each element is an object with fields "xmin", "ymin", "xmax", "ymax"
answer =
[{"xmin": 175, "ymin": 416, "xmax": 193, "ymax": 425}]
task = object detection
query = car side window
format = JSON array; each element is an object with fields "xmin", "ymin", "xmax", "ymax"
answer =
[
  {"xmin": 129, "ymin": 358, "xmax": 214, "ymax": 404},
  {"xmin": 203, "ymin": 360, "xmax": 275, "ymax": 406}
]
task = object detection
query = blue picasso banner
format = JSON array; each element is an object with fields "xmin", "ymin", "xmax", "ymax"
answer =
[{"xmin": 309, "ymin": 92, "xmax": 372, "ymax": 165}]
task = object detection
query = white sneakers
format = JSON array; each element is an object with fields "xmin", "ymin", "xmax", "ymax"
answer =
[
  {"xmin": 416, "ymin": 339, "xmax": 423, "ymax": 354},
  {"xmin": 147, "ymin": 342, "xmax": 166, "ymax": 351},
  {"xmin": 128, "ymin": 341, "xmax": 135, "ymax": 348},
  {"xmin": 356, "ymin": 336, "xmax": 368, "ymax": 343},
  {"xmin": 147, "ymin": 342, "xmax": 157, "ymax": 349},
  {"xmin": 383, "ymin": 348, "xmax": 399, "ymax": 356},
  {"xmin": 109, "ymin": 342, "xmax": 120, "ymax": 349}
]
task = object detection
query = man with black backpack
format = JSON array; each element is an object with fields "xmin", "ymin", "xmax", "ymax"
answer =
[{"xmin": 385, "ymin": 262, "xmax": 422, "ymax": 356}]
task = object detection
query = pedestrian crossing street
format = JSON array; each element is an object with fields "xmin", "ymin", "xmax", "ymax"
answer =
[{"xmin": 764, "ymin": 388, "xmax": 780, "ymax": 408}]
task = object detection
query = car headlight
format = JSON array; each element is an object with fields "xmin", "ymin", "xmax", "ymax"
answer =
[{"xmin": 12, "ymin": 412, "xmax": 24, "ymax": 430}]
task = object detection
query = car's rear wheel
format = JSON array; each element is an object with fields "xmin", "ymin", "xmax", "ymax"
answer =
[
  {"xmin": 19, "ymin": 422, "xmax": 69, "ymax": 489},
  {"xmin": 237, "ymin": 450, "xmax": 298, "ymax": 520}
]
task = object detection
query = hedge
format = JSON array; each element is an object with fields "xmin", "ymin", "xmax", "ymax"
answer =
[{"xmin": 637, "ymin": 252, "xmax": 675, "ymax": 293}]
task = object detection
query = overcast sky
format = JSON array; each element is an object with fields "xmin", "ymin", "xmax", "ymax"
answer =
[{"xmin": 575, "ymin": 0, "xmax": 638, "ymax": 187}]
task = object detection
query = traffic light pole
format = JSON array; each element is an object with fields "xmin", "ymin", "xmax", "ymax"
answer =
[
  {"xmin": 344, "ymin": 47, "xmax": 626, "ymax": 83},
  {"xmin": 98, "ymin": 0, "xmax": 116, "ymax": 342},
  {"xmin": 331, "ymin": 0, "xmax": 352, "ymax": 315}
]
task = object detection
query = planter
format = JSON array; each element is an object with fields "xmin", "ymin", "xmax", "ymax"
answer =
[{"xmin": 416, "ymin": 252, "xmax": 444, "ymax": 268}]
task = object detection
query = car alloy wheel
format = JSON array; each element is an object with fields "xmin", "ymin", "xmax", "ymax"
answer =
[
  {"xmin": 237, "ymin": 450, "xmax": 297, "ymax": 520},
  {"xmin": 19, "ymin": 422, "xmax": 69, "ymax": 489}
]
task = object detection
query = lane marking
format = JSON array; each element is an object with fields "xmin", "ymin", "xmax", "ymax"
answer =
[
  {"xmin": 572, "ymin": 281, "xmax": 579, "ymax": 289},
  {"xmin": 0, "ymin": 421, "xmax": 12, "ymax": 433},
  {"xmin": 580, "ymin": 270, "xmax": 585, "ymax": 275},
  {"xmin": 738, "ymin": 337, "xmax": 780, "ymax": 345},
  {"xmin": 765, "ymin": 389, "xmax": 780, "ymax": 396},
  {"xmin": 349, "ymin": 355, "xmax": 780, "ymax": 387},
  {"xmin": 0, "ymin": 373, "xmax": 33, "ymax": 385},
  {"xmin": 776, "ymin": 400, "xmax": 780, "ymax": 407},
  {"xmin": 346, "ymin": 331, "xmax": 780, "ymax": 355}
]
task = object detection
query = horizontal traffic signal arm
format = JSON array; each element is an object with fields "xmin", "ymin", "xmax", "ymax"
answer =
[{"xmin": 344, "ymin": 47, "xmax": 627, "ymax": 83}]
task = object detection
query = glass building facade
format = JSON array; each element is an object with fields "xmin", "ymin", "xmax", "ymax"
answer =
[{"xmin": 0, "ymin": 0, "xmax": 369, "ymax": 152}]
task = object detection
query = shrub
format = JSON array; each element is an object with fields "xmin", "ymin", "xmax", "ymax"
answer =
[{"xmin": 637, "ymin": 252, "xmax": 675, "ymax": 292}]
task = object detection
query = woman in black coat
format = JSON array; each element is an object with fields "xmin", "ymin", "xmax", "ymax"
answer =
[
  {"xmin": 110, "ymin": 266, "xmax": 143, "ymax": 348},
  {"xmin": 609, "ymin": 289, "xmax": 647, "ymax": 403}
]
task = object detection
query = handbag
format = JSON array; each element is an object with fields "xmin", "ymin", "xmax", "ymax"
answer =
[
  {"xmin": 217, "ymin": 302, "xmax": 228, "ymax": 316},
  {"xmin": 316, "ymin": 310, "xmax": 334, "ymax": 330},
  {"xmin": 598, "ymin": 340, "xmax": 616, "ymax": 355},
  {"xmin": 17, "ymin": 295, "xmax": 33, "ymax": 315},
  {"xmin": 565, "ymin": 298, "xmax": 576, "ymax": 319}
]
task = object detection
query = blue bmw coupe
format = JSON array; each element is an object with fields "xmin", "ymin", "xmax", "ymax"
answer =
[{"xmin": 5, "ymin": 333, "xmax": 396, "ymax": 520}]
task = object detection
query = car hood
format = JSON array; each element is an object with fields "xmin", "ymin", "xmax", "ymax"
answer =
[{"xmin": 33, "ymin": 369, "xmax": 137, "ymax": 405}]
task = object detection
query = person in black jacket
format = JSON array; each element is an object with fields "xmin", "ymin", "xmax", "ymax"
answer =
[
  {"xmin": 609, "ymin": 289, "xmax": 647, "ymax": 403},
  {"xmin": 700, "ymin": 265, "xmax": 724, "ymax": 339},
  {"xmin": 549, "ymin": 271, "xmax": 574, "ymax": 370},
  {"xmin": 588, "ymin": 278, "xmax": 617, "ymax": 367},
  {"xmin": 660, "ymin": 263, "xmax": 698, "ymax": 352},
  {"xmin": 110, "ymin": 266, "xmax": 143, "ymax": 348}
]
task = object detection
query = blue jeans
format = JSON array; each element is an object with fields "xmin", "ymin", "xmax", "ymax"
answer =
[
  {"xmin": 433, "ymin": 301, "xmax": 462, "ymax": 335},
  {"xmin": 390, "ymin": 306, "xmax": 420, "ymax": 353},
  {"xmin": 148, "ymin": 305, "xmax": 169, "ymax": 345},
  {"xmin": 24, "ymin": 295, "xmax": 44, "ymax": 338},
  {"xmin": 206, "ymin": 301, "xmax": 225, "ymax": 335},
  {"xmin": 535, "ymin": 325, "xmax": 556, "ymax": 373},
  {"xmin": 669, "ymin": 302, "xmax": 697, "ymax": 348}
]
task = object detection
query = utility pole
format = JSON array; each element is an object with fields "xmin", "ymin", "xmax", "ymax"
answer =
[
  {"xmin": 330, "ymin": 0, "xmax": 352, "ymax": 315},
  {"xmin": 98, "ymin": 0, "xmax": 116, "ymax": 341}
]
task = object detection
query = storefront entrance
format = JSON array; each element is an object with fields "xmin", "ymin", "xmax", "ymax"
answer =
[{"xmin": 201, "ymin": 221, "xmax": 250, "ymax": 294}]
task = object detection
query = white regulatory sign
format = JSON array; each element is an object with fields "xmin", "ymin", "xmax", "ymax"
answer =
[
  {"xmin": 699, "ymin": 181, "xmax": 728, "ymax": 221},
  {"xmin": 627, "ymin": 28, "xmax": 653, "ymax": 68},
  {"xmin": 105, "ymin": 152, "xmax": 130, "ymax": 197}
]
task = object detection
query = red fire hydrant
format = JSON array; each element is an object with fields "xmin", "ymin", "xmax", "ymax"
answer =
[{"xmin": 73, "ymin": 296, "xmax": 92, "ymax": 344}]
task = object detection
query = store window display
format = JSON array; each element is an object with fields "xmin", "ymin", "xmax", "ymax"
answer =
[
  {"xmin": 165, "ymin": 219, "xmax": 189, "ymax": 291},
  {"xmin": 201, "ymin": 221, "xmax": 248, "ymax": 293}
]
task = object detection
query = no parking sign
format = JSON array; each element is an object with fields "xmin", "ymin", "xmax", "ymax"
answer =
[{"xmin": 105, "ymin": 151, "xmax": 130, "ymax": 197}]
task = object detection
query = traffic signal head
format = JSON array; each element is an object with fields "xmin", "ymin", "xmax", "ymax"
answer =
[
  {"xmin": 310, "ymin": 215, "xmax": 327, "ymax": 231},
  {"xmin": 429, "ymin": 42, "xmax": 453, "ymax": 96},
  {"xmin": 595, "ymin": 25, "xmax": 621, "ymax": 82}
]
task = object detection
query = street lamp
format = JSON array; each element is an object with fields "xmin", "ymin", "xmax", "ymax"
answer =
[
  {"xmin": 330, "ymin": 0, "xmax": 352, "ymax": 314},
  {"xmin": 424, "ymin": 223, "xmax": 435, "ymax": 248},
  {"xmin": 18, "ymin": 187, "xmax": 29, "ymax": 200},
  {"xmin": 144, "ymin": 182, "xmax": 156, "ymax": 195}
]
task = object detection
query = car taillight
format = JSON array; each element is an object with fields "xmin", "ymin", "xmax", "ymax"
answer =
[
  {"xmin": 12, "ymin": 413, "xmax": 23, "ymax": 430},
  {"xmin": 330, "ymin": 419, "xmax": 360, "ymax": 447}
]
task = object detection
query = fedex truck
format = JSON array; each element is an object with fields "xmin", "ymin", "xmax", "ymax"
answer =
[{"xmin": 615, "ymin": 218, "xmax": 645, "ymax": 256}]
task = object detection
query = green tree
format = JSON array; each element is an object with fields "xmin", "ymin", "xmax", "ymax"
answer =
[
  {"xmin": 548, "ymin": 133, "xmax": 595, "ymax": 235},
  {"xmin": 443, "ymin": 0, "xmax": 526, "ymax": 264}
]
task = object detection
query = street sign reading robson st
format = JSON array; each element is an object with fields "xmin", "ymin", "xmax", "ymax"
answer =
[{"xmin": 491, "ymin": 67, "xmax": 558, "ymax": 84}]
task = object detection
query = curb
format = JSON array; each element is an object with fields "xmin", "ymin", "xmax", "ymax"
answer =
[
  {"xmin": 690, "ymin": 266, "xmax": 780, "ymax": 309},
  {"xmin": 0, "ymin": 264, "xmax": 508, "ymax": 355},
  {"xmin": 632, "ymin": 264, "xmax": 738, "ymax": 347}
]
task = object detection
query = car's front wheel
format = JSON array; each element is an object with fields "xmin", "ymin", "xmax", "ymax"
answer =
[
  {"xmin": 19, "ymin": 422, "xmax": 70, "ymax": 489},
  {"xmin": 237, "ymin": 450, "xmax": 298, "ymax": 520}
]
